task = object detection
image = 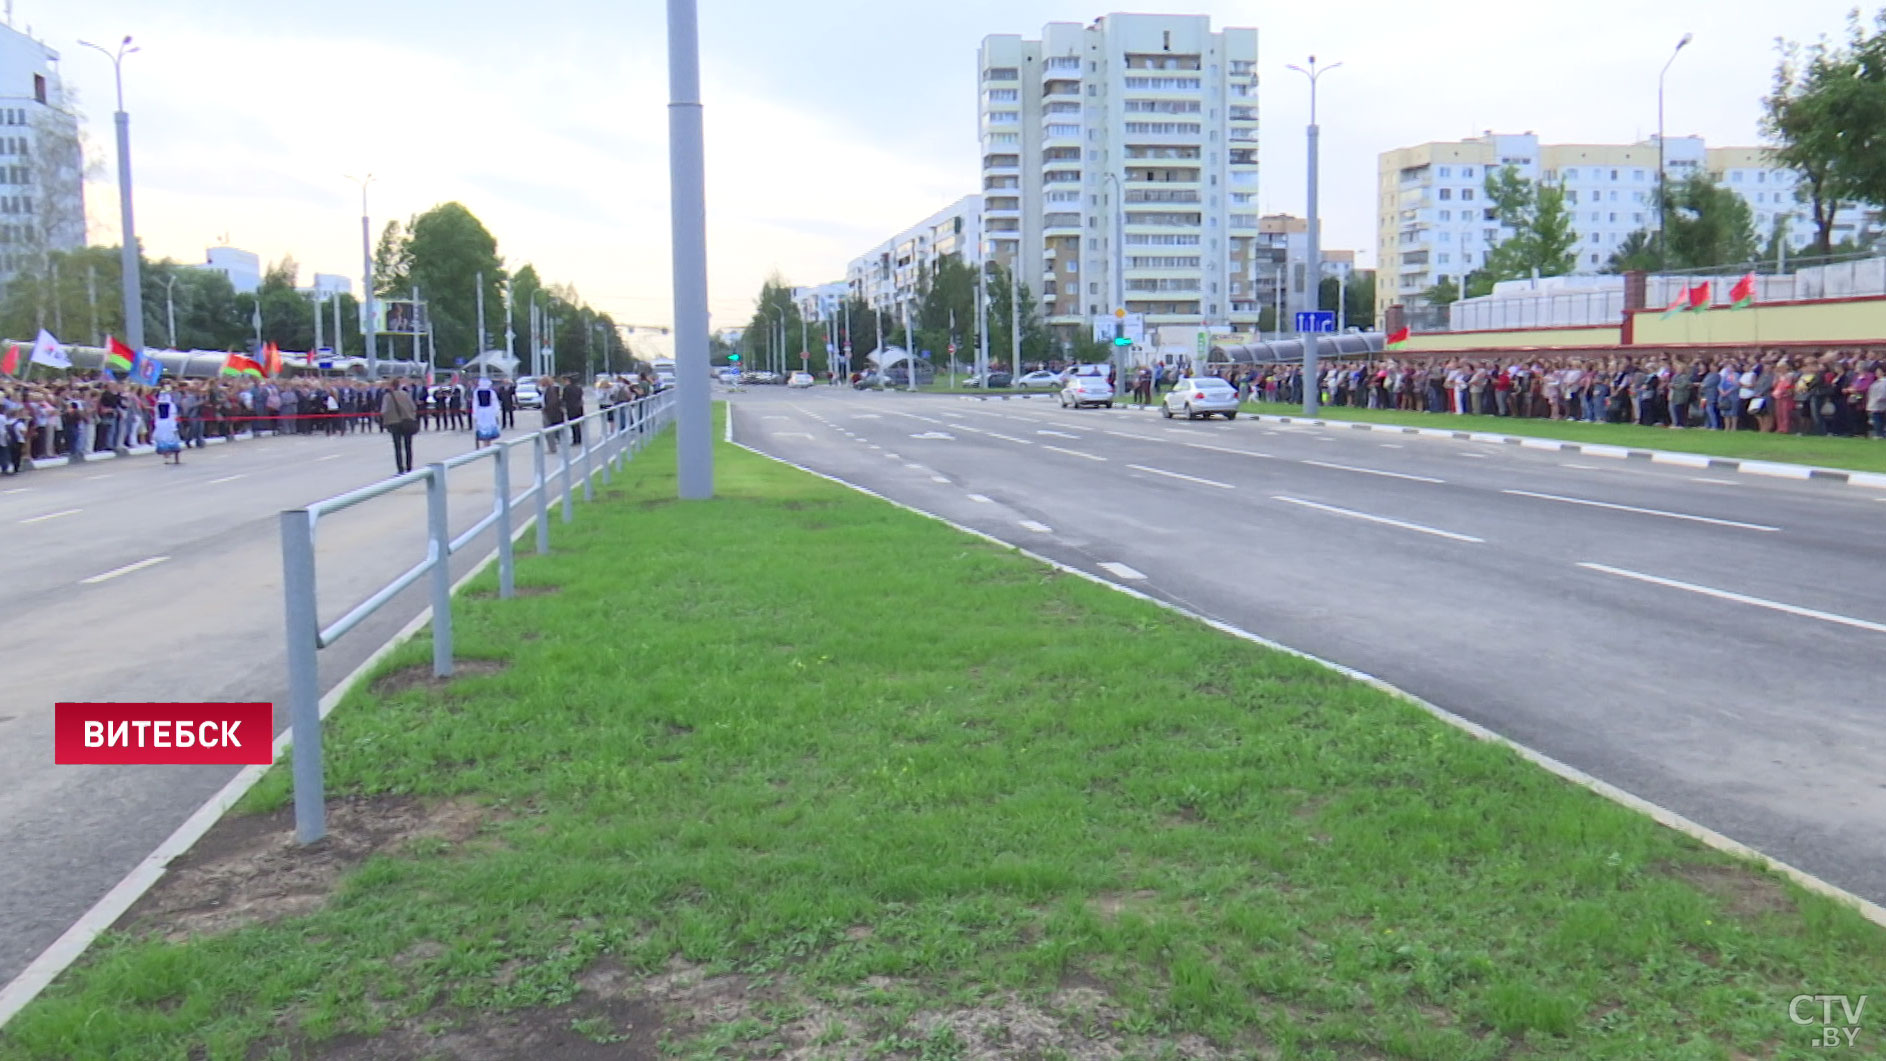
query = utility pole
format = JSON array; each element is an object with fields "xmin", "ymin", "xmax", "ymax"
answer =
[
  {"xmin": 475, "ymin": 270, "xmax": 486, "ymax": 376},
  {"xmin": 1657, "ymin": 33, "xmax": 1693, "ymax": 267},
  {"xmin": 85, "ymin": 264, "xmax": 99, "ymax": 346},
  {"xmin": 976, "ymin": 255, "xmax": 988, "ymax": 383},
  {"xmin": 667, "ymin": 0, "xmax": 713, "ymax": 498},
  {"xmin": 333, "ymin": 286, "xmax": 343, "ymax": 361},
  {"xmin": 162, "ymin": 274, "xmax": 178, "ymax": 348},
  {"xmin": 503, "ymin": 281, "xmax": 514, "ymax": 377},
  {"xmin": 313, "ymin": 290, "xmax": 324, "ymax": 361},
  {"xmin": 902, "ymin": 298, "xmax": 916, "ymax": 393},
  {"xmin": 1287, "ymin": 55, "xmax": 1341, "ymax": 416},
  {"xmin": 80, "ymin": 36, "xmax": 145, "ymax": 360},
  {"xmin": 1011, "ymin": 263, "xmax": 1022, "ymax": 375},
  {"xmin": 347, "ymin": 174, "xmax": 377, "ymax": 378},
  {"xmin": 412, "ymin": 285, "xmax": 422, "ymax": 371}
]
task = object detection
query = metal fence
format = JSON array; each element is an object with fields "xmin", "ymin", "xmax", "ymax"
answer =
[{"xmin": 279, "ymin": 390, "xmax": 676, "ymax": 843}]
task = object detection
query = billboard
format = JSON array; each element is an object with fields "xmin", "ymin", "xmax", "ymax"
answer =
[{"xmin": 378, "ymin": 300, "xmax": 429, "ymax": 335}]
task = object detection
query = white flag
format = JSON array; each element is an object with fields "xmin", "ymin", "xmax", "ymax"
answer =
[{"xmin": 30, "ymin": 328, "xmax": 70, "ymax": 369}]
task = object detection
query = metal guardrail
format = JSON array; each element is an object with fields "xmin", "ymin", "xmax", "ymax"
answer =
[{"xmin": 278, "ymin": 390, "xmax": 677, "ymax": 843}]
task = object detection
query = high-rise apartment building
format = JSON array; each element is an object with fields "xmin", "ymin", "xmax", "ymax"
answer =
[
  {"xmin": 0, "ymin": 20, "xmax": 84, "ymax": 279},
  {"xmin": 978, "ymin": 13, "xmax": 1260, "ymax": 348},
  {"xmin": 1377, "ymin": 132, "xmax": 1883, "ymax": 321},
  {"xmin": 845, "ymin": 195, "xmax": 982, "ymax": 319}
]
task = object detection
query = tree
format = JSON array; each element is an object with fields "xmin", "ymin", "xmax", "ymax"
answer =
[
  {"xmin": 373, "ymin": 219, "xmax": 413, "ymax": 298},
  {"xmin": 1660, "ymin": 173, "xmax": 1759, "ymax": 270},
  {"xmin": 1319, "ymin": 271, "xmax": 1377, "ymax": 329},
  {"xmin": 1764, "ymin": 34, "xmax": 1860, "ymax": 257},
  {"xmin": 839, "ymin": 297, "xmax": 879, "ymax": 363},
  {"xmin": 1418, "ymin": 270, "xmax": 1493, "ymax": 309},
  {"xmin": 743, "ymin": 277, "xmax": 805, "ymax": 373},
  {"xmin": 402, "ymin": 202, "xmax": 505, "ymax": 365},
  {"xmin": 1602, "ymin": 230, "xmax": 1659, "ymax": 274},
  {"xmin": 985, "ymin": 262, "xmax": 1049, "ymax": 371},
  {"xmin": 1480, "ymin": 166, "xmax": 1577, "ymax": 282}
]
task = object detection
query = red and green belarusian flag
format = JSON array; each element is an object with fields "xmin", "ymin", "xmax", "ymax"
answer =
[
  {"xmin": 104, "ymin": 335, "xmax": 136, "ymax": 373},
  {"xmin": 1729, "ymin": 272, "xmax": 1757, "ymax": 309},
  {"xmin": 222, "ymin": 353, "xmax": 265, "ymax": 378},
  {"xmin": 1385, "ymin": 326, "xmax": 1411, "ymax": 350}
]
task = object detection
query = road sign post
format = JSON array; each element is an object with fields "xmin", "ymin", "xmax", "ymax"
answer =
[{"xmin": 1294, "ymin": 310, "xmax": 1337, "ymax": 333}]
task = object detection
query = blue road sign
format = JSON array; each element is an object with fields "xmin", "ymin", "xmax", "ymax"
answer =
[
  {"xmin": 1295, "ymin": 311, "xmax": 1337, "ymax": 333},
  {"xmin": 920, "ymin": 350, "xmax": 932, "ymax": 359}
]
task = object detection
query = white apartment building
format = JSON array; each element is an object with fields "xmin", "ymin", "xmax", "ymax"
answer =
[
  {"xmin": 792, "ymin": 281, "xmax": 847, "ymax": 322},
  {"xmin": 190, "ymin": 246, "xmax": 261, "ymax": 294},
  {"xmin": 298, "ymin": 272, "xmax": 353, "ymax": 298},
  {"xmin": 1249, "ymin": 213, "xmax": 1357, "ymax": 330},
  {"xmin": 845, "ymin": 195, "xmax": 982, "ymax": 319},
  {"xmin": 0, "ymin": 20, "xmax": 83, "ymax": 279},
  {"xmin": 978, "ymin": 13, "xmax": 1260, "ymax": 347},
  {"xmin": 1377, "ymin": 132, "xmax": 1883, "ymax": 321}
]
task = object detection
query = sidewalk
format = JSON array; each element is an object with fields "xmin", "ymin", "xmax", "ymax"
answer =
[{"xmin": 2, "ymin": 421, "xmax": 1880, "ymax": 1060}]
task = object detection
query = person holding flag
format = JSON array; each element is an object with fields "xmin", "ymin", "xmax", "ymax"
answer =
[
  {"xmin": 470, "ymin": 375, "xmax": 500, "ymax": 448},
  {"xmin": 152, "ymin": 385, "xmax": 184, "ymax": 464}
]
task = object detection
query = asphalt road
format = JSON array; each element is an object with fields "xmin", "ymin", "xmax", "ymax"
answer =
[
  {"xmin": 733, "ymin": 385, "xmax": 1886, "ymax": 906},
  {"xmin": 0, "ymin": 417, "xmax": 594, "ymax": 986}
]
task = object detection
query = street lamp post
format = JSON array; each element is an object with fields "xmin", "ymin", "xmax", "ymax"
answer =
[
  {"xmin": 1286, "ymin": 55, "xmax": 1341, "ymax": 416},
  {"xmin": 1101, "ymin": 171, "xmax": 1125, "ymax": 368},
  {"xmin": 346, "ymin": 174, "xmax": 377, "ymax": 377},
  {"xmin": 161, "ymin": 273, "xmax": 179, "ymax": 349},
  {"xmin": 78, "ymin": 35, "xmax": 144, "ymax": 359},
  {"xmin": 1657, "ymin": 33, "xmax": 1693, "ymax": 267},
  {"xmin": 667, "ymin": 0, "xmax": 713, "ymax": 499}
]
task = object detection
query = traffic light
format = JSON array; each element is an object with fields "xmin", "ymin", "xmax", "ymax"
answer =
[
  {"xmin": 1113, "ymin": 306, "xmax": 1130, "ymax": 348},
  {"xmin": 1113, "ymin": 334, "xmax": 1132, "ymax": 347},
  {"xmin": 729, "ymin": 353, "xmax": 740, "ymax": 362}
]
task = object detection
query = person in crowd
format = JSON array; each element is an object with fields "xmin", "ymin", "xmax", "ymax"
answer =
[
  {"xmin": 540, "ymin": 375, "xmax": 565, "ymax": 452},
  {"xmin": 561, "ymin": 376, "xmax": 585, "ymax": 447},
  {"xmin": 381, "ymin": 375, "xmax": 420, "ymax": 475},
  {"xmin": 471, "ymin": 376, "xmax": 501, "ymax": 449},
  {"xmin": 152, "ymin": 387, "xmax": 184, "ymax": 465}
]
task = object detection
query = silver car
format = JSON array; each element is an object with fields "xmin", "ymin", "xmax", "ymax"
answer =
[
  {"xmin": 1162, "ymin": 376, "xmax": 1240, "ymax": 419},
  {"xmin": 1060, "ymin": 373, "xmax": 1115, "ymax": 409}
]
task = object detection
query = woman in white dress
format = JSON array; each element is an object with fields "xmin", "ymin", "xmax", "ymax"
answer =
[
  {"xmin": 471, "ymin": 376, "xmax": 501, "ymax": 448},
  {"xmin": 153, "ymin": 388, "xmax": 183, "ymax": 465}
]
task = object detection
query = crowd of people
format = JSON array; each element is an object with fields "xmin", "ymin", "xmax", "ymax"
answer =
[
  {"xmin": 1203, "ymin": 352, "xmax": 1886, "ymax": 437},
  {"xmin": 0, "ymin": 371, "xmax": 667, "ymax": 476}
]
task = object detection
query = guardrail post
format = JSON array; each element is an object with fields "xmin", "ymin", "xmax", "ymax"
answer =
[
  {"xmin": 427, "ymin": 464, "xmax": 454, "ymax": 678},
  {"xmin": 560, "ymin": 424, "xmax": 575, "ymax": 523},
  {"xmin": 534, "ymin": 433, "xmax": 551, "ymax": 554},
  {"xmin": 582, "ymin": 413, "xmax": 596, "ymax": 502},
  {"xmin": 280, "ymin": 508, "xmax": 326, "ymax": 845},
  {"xmin": 495, "ymin": 445, "xmax": 515, "ymax": 599},
  {"xmin": 601, "ymin": 409, "xmax": 615, "ymax": 486}
]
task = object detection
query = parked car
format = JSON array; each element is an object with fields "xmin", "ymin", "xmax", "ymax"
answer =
[
  {"xmin": 1060, "ymin": 373, "xmax": 1115, "ymax": 409},
  {"xmin": 881, "ymin": 364, "xmax": 937, "ymax": 386},
  {"xmin": 960, "ymin": 372, "xmax": 1013, "ymax": 389},
  {"xmin": 513, "ymin": 379, "xmax": 542, "ymax": 409},
  {"xmin": 853, "ymin": 372, "xmax": 883, "ymax": 390},
  {"xmin": 1162, "ymin": 376, "xmax": 1241, "ymax": 420},
  {"xmin": 788, "ymin": 371, "xmax": 815, "ymax": 388},
  {"xmin": 1014, "ymin": 370, "xmax": 1060, "ymax": 390}
]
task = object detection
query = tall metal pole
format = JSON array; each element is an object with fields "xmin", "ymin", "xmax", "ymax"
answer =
[
  {"xmin": 1103, "ymin": 171, "xmax": 1125, "ymax": 371},
  {"xmin": 1011, "ymin": 261, "xmax": 1022, "ymax": 375},
  {"xmin": 1288, "ymin": 56, "xmax": 1340, "ymax": 417},
  {"xmin": 412, "ymin": 284, "xmax": 422, "ymax": 373},
  {"xmin": 1657, "ymin": 33, "xmax": 1693, "ymax": 267},
  {"xmin": 902, "ymin": 298, "xmax": 915, "ymax": 392},
  {"xmin": 475, "ymin": 270, "xmax": 487, "ymax": 377},
  {"xmin": 86, "ymin": 264, "xmax": 98, "ymax": 345},
  {"xmin": 333, "ymin": 285, "xmax": 343, "ymax": 361},
  {"xmin": 81, "ymin": 37, "xmax": 144, "ymax": 360},
  {"xmin": 503, "ymin": 280, "xmax": 514, "ymax": 375},
  {"xmin": 162, "ymin": 274, "xmax": 178, "ymax": 349},
  {"xmin": 667, "ymin": 0, "xmax": 713, "ymax": 499},
  {"xmin": 313, "ymin": 290, "xmax": 324, "ymax": 359},
  {"xmin": 976, "ymin": 255, "xmax": 988, "ymax": 382},
  {"xmin": 347, "ymin": 175, "xmax": 376, "ymax": 378}
]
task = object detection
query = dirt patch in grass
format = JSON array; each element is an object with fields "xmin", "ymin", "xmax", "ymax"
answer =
[
  {"xmin": 1665, "ymin": 861, "xmax": 1797, "ymax": 919},
  {"xmin": 118, "ymin": 796, "xmax": 495, "ymax": 943},
  {"xmin": 370, "ymin": 658, "xmax": 509, "ymax": 696},
  {"xmin": 261, "ymin": 996, "xmax": 663, "ymax": 1061},
  {"xmin": 464, "ymin": 584, "xmax": 563, "ymax": 600}
]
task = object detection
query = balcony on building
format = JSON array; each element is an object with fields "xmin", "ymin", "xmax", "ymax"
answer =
[
  {"xmin": 1043, "ymin": 78, "xmax": 1081, "ymax": 98},
  {"xmin": 1041, "ymin": 211, "xmax": 1082, "ymax": 235}
]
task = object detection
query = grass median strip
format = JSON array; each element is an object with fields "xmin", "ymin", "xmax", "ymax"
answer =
[
  {"xmin": 4, "ymin": 420, "xmax": 1881, "ymax": 1061},
  {"xmin": 1241, "ymin": 400, "xmax": 1886, "ymax": 475}
]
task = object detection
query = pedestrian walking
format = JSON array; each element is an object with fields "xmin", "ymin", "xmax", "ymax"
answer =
[
  {"xmin": 152, "ymin": 388, "xmax": 184, "ymax": 465},
  {"xmin": 471, "ymin": 377, "xmax": 500, "ymax": 449},
  {"xmin": 381, "ymin": 376, "xmax": 420, "ymax": 475}
]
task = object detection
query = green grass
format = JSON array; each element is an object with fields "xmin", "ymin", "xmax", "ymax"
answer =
[
  {"xmin": 1241, "ymin": 399, "xmax": 1886, "ymax": 473},
  {"xmin": 4, "ymin": 414, "xmax": 1882, "ymax": 1060}
]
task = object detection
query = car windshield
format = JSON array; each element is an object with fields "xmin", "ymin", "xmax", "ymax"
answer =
[{"xmin": 1190, "ymin": 378, "xmax": 1233, "ymax": 390}]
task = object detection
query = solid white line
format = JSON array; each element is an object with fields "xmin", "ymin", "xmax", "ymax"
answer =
[
  {"xmin": 1379, "ymin": 443, "xmax": 1405, "ymax": 449},
  {"xmin": 316, "ymin": 453, "xmax": 343, "ymax": 462},
  {"xmin": 1459, "ymin": 452, "xmax": 1487, "ymax": 458},
  {"xmin": 981, "ymin": 431, "xmax": 1033, "ymax": 445},
  {"xmin": 723, "ymin": 431, "xmax": 1886, "ymax": 933},
  {"xmin": 1301, "ymin": 459, "xmax": 1445, "ymax": 484},
  {"xmin": 1043, "ymin": 445, "xmax": 1105, "ymax": 461},
  {"xmin": 17, "ymin": 508, "xmax": 79, "ymax": 525},
  {"xmin": 1579, "ymin": 563, "xmax": 1886, "ymax": 635},
  {"xmin": 1689, "ymin": 477, "xmax": 1738, "ymax": 486},
  {"xmin": 1105, "ymin": 430, "xmax": 1165, "ymax": 442},
  {"xmin": 1128, "ymin": 464, "xmax": 1234, "ymax": 489},
  {"xmin": 966, "ymin": 493, "xmax": 994, "ymax": 503},
  {"xmin": 1273, "ymin": 496, "xmax": 1483, "ymax": 543},
  {"xmin": 2, "ymin": 487, "xmax": 28, "ymax": 494},
  {"xmin": 1018, "ymin": 519, "xmax": 1052, "ymax": 533},
  {"xmin": 1503, "ymin": 489, "xmax": 1778, "ymax": 532},
  {"xmin": 1184, "ymin": 442, "xmax": 1274, "ymax": 459},
  {"xmin": 1098, "ymin": 561, "xmax": 1147, "ymax": 580},
  {"xmin": 1037, "ymin": 429, "xmax": 1079, "ymax": 438},
  {"xmin": 80, "ymin": 556, "xmax": 170, "ymax": 585},
  {"xmin": 207, "ymin": 474, "xmax": 246, "ymax": 485}
]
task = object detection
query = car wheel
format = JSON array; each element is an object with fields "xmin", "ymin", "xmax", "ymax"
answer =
[
  {"xmin": 1186, "ymin": 404, "xmax": 1197, "ymax": 421},
  {"xmin": 1104, "ymin": 402, "xmax": 1114, "ymax": 409},
  {"xmin": 1162, "ymin": 404, "xmax": 1173, "ymax": 419},
  {"xmin": 1223, "ymin": 411, "xmax": 1237, "ymax": 420}
]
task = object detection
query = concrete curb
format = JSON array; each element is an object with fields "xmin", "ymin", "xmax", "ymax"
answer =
[
  {"xmin": 16, "ymin": 433, "xmax": 236, "ymax": 471},
  {"xmin": 1112, "ymin": 405, "xmax": 1886, "ymax": 490},
  {"xmin": 957, "ymin": 392, "xmax": 1052, "ymax": 401},
  {"xmin": 725, "ymin": 400, "xmax": 1886, "ymax": 932}
]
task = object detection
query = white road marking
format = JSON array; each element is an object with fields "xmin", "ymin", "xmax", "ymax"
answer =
[
  {"xmin": 1689, "ymin": 477, "xmax": 1738, "ymax": 486},
  {"xmin": 981, "ymin": 432, "xmax": 1033, "ymax": 445},
  {"xmin": 1098, "ymin": 562, "xmax": 1147, "ymax": 580},
  {"xmin": 80, "ymin": 556, "xmax": 170, "ymax": 585},
  {"xmin": 941, "ymin": 411, "xmax": 963, "ymax": 418},
  {"xmin": 1301, "ymin": 460, "xmax": 1445, "ymax": 484},
  {"xmin": 853, "ymin": 414, "xmax": 882, "ymax": 419},
  {"xmin": 85, "ymin": 474, "xmax": 112, "ymax": 481},
  {"xmin": 207, "ymin": 474, "xmax": 247, "ymax": 484},
  {"xmin": 1184, "ymin": 442, "xmax": 1274, "ymax": 459},
  {"xmin": 1018, "ymin": 520, "xmax": 1053, "ymax": 533},
  {"xmin": 1379, "ymin": 443, "xmax": 1405, "ymax": 449},
  {"xmin": 1562, "ymin": 463, "xmax": 1602, "ymax": 470},
  {"xmin": 316, "ymin": 454, "xmax": 343, "ymax": 462},
  {"xmin": 1272, "ymin": 496, "xmax": 1483, "ymax": 543},
  {"xmin": 868, "ymin": 444, "xmax": 882, "ymax": 449},
  {"xmin": 1104, "ymin": 430, "xmax": 1164, "ymax": 442},
  {"xmin": 1579, "ymin": 563, "xmax": 1886, "ymax": 635},
  {"xmin": 1263, "ymin": 430, "xmax": 1281, "ymax": 435},
  {"xmin": 966, "ymin": 493, "xmax": 994, "ymax": 503},
  {"xmin": 763, "ymin": 415, "xmax": 790, "ymax": 421},
  {"xmin": 777, "ymin": 432, "xmax": 814, "ymax": 439},
  {"xmin": 1459, "ymin": 452, "xmax": 1488, "ymax": 458},
  {"xmin": 1043, "ymin": 445, "xmax": 1105, "ymax": 461},
  {"xmin": 1316, "ymin": 436, "xmax": 1336, "ymax": 442},
  {"xmin": 18, "ymin": 508, "xmax": 79, "ymax": 525},
  {"xmin": 1037, "ymin": 429, "xmax": 1080, "ymax": 438},
  {"xmin": 931, "ymin": 476, "xmax": 950, "ymax": 483},
  {"xmin": 1127, "ymin": 464, "xmax": 1234, "ymax": 490},
  {"xmin": 1, "ymin": 487, "xmax": 27, "ymax": 495},
  {"xmin": 1502, "ymin": 489, "xmax": 1778, "ymax": 532},
  {"xmin": 910, "ymin": 431, "xmax": 955, "ymax": 440},
  {"xmin": 905, "ymin": 463, "xmax": 925, "ymax": 470},
  {"xmin": 884, "ymin": 453, "xmax": 901, "ymax": 459}
]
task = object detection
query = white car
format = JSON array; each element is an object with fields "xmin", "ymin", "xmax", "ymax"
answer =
[
  {"xmin": 1162, "ymin": 376, "xmax": 1241, "ymax": 420},
  {"xmin": 787, "ymin": 371, "xmax": 815, "ymax": 388},
  {"xmin": 1014, "ymin": 370, "xmax": 1060, "ymax": 390},
  {"xmin": 1059, "ymin": 373, "xmax": 1115, "ymax": 409},
  {"xmin": 513, "ymin": 379, "xmax": 542, "ymax": 409}
]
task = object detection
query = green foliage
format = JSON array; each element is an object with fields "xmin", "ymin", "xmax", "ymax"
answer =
[
  {"xmin": 1319, "ymin": 272, "xmax": 1377, "ymax": 329},
  {"xmin": 984, "ymin": 262, "xmax": 1050, "ymax": 370},
  {"xmin": 1659, "ymin": 173, "xmax": 1760, "ymax": 271},
  {"xmin": 1764, "ymin": 9, "xmax": 1886, "ymax": 255},
  {"xmin": 744, "ymin": 278, "xmax": 818, "ymax": 375},
  {"xmin": 1480, "ymin": 168, "xmax": 1577, "ymax": 282},
  {"xmin": 1419, "ymin": 270, "xmax": 1493, "ymax": 309},
  {"xmin": 1602, "ymin": 230, "xmax": 1659, "ymax": 274},
  {"xmin": 404, "ymin": 203, "xmax": 507, "ymax": 363}
]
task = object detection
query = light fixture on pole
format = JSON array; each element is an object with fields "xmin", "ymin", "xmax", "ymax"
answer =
[
  {"xmin": 1657, "ymin": 33, "xmax": 1693, "ymax": 267},
  {"xmin": 78, "ymin": 35, "xmax": 144, "ymax": 360},
  {"xmin": 1285, "ymin": 54, "xmax": 1340, "ymax": 416},
  {"xmin": 346, "ymin": 173, "xmax": 377, "ymax": 377}
]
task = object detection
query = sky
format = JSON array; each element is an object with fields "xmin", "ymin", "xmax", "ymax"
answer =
[{"xmin": 41, "ymin": 0, "xmax": 1869, "ymax": 341}]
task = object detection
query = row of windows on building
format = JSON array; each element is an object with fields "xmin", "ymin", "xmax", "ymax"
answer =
[
  {"xmin": 0, "ymin": 109, "xmax": 30, "ymax": 127},
  {"xmin": 0, "ymin": 195, "xmax": 33, "ymax": 215}
]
